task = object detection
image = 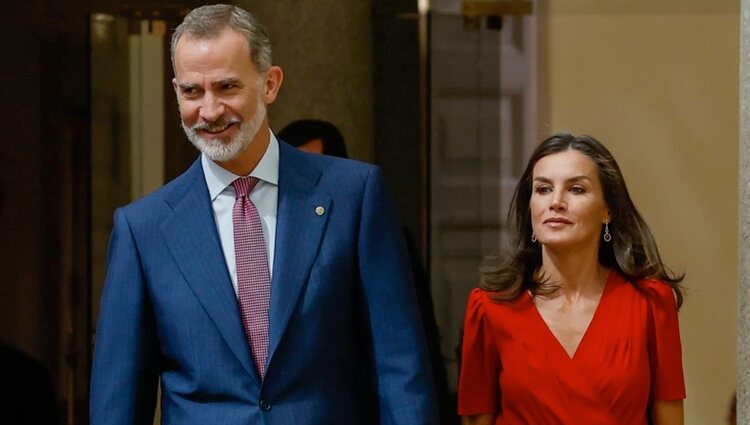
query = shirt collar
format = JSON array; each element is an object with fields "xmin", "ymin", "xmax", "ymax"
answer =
[{"xmin": 201, "ymin": 132, "xmax": 280, "ymax": 201}]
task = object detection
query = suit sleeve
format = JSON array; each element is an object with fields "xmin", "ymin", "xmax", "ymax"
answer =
[
  {"xmin": 90, "ymin": 208, "xmax": 159, "ymax": 425},
  {"xmin": 357, "ymin": 167, "xmax": 439, "ymax": 425}
]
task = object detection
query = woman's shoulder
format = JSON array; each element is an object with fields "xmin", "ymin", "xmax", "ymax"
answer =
[
  {"xmin": 468, "ymin": 287, "xmax": 528, "ymax": 304},
  {"xmin": 464, "ymin": 288, "xmax": 530, "ymax": 334},
  {"xmin": 635, "ymin": 277, "xmax": 675, "ymax": 294},
  {"xmin": 632, "ymin": 277, "xmax": 679, "ymax": 309},
  {"xmin": 466, "ymin": 287, "xmax": 529, "ymax": 316},
  {"xmin": 606, "ymin": 270, "xmax": 678, "ymax": 307},
  {"xmin": 466, "ymin": 288, "xmax": 490, "ymax": 316}
]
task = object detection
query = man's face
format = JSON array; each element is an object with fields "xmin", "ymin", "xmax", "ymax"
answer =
[{"xmin": 172, "ymin": 28, "xmax": 268, "ymax": 162}]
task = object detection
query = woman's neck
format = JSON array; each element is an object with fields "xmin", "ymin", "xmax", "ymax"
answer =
[{"xmin": 539, "ymin": 245, "xmax": 608, "ymax": 298}]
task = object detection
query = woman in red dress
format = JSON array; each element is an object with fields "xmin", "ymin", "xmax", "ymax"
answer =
[{"xmin": 458, "ymin": 133, "xmax": 685, "ymax": 425}]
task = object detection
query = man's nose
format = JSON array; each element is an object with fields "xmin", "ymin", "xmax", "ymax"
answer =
[{"xmin": 199, "ymin": 93, "xmax": 225, "ymax": 122}]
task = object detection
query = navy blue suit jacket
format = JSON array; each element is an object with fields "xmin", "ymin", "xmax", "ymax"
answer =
[{"xmin": 90, "ymin": 141, "xmax": 438, "ymax": 424}]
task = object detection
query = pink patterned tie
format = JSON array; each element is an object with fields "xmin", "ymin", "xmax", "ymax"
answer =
[{"xmin": 232, "ymin": 177, "xmax": 271, "ymax": 377}]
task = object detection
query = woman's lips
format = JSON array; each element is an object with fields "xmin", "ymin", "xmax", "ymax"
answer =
[{"xmin": 543, "ymin": 218, "xmax": 573, "ymax": 227}]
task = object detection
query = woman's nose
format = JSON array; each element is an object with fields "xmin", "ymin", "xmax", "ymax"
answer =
[{"xmin": 549, "ymin": 193, "xmax": 566, "ymax": 210}]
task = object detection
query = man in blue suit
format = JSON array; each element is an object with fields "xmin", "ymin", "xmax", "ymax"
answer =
[{"xmin": 90, "ymin": 4, "xmax": 438, "ymax": 424}]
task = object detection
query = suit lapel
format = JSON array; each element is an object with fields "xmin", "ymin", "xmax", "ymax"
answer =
[
  {"xmin": 267, "ymin": 143, "xmax": 330, "ymax": 364},
  {"xmin": 160, "ymin": 160, "xmax": 259, "ymax": 383}
]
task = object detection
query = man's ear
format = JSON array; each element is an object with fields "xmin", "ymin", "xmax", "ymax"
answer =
[{"xmin": 262, "ymin": 66, "xmax": 283, "ymax": 104}]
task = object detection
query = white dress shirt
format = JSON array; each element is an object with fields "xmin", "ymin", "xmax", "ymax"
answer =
[{"xmin": 201, "ymin": 134, "xmax": 279, "ymax": 297}]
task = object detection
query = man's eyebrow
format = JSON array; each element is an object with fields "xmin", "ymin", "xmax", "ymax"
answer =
[
  {"xmin": 212, "ymin": 78, "xmax": 241, "ymax": 87},
  {"xmin": 177, "ymin": 83, "xmax": 200, "ymax": 91}
]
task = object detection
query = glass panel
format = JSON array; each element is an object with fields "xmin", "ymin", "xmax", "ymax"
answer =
[
  {"xmin": 90, "ymin": 13, "xmax": 133, "ymax": 324},
  {"xmin": 89, "ymin": 15, "xmax": 167, "ymax": 326},
  {"xmin": 90, "ymin": 14, "xmax": 170, "ymax": 425},
  {"xmin": 428, "ymin": 6, "xmax": 537, "ymax": 391}
]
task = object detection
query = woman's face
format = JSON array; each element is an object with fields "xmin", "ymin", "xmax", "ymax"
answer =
[{"xmin": 529, "ymin": 149, "xmax": 610, "ymax": 251}]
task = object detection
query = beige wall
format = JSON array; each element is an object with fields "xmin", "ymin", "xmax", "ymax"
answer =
[
  {"xmin": 235, "ymin": 0, "xmax": 375, "ymax": 162},
  {"xmin": 539, "ymin": 3, "xmax": 739, "ymax": 424}
]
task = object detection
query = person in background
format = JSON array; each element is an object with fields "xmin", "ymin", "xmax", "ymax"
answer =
[
  {"xmin": 458, "ymin": 132, "xmax": 685, "ymax": 425},
  {"xmin": 279, "ymin": 118, "xmax": 456, "ymax": 423},
  {"xmin": 278, "ymin": 119, "xmax": 348, "ymax": 158},
  {"xmin": 0, "ymin": 341, "xmax": 58, "ymax": 424},
  {"xmin": 90, "ymin": 4, "xmax": 437, "ymax": 424}
]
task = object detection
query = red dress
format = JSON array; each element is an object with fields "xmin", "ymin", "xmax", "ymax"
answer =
[{"xmin": 458, "ymin": 270, "xmax": 685, "ymax": 424}]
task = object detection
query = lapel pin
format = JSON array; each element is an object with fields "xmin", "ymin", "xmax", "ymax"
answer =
[{"xmin": 315, "ymin": 206, "xmax": 325, "ymax": 216}]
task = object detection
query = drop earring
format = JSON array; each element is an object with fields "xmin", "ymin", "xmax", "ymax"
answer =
[
  {"xmin": 531, "ymin": 233, "xmax": 537, "ymax": 243},
  {"xmin": 603, "ymin": 221, "xmax": 612, "ymax": 242}
]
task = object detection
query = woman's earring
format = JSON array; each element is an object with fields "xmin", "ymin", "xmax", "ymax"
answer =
[
  {"xmin": 531, "ymin": 233, "xmax": 537, "ymax": 243},
  {"xmin": 603, "ymin": 221, "xmax": 612, "ymax": 242}
]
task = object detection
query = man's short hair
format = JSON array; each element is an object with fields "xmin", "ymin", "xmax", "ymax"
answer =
[{"xmin": 171, "ymin": 4, "xmax": 272, "ymax": 73}]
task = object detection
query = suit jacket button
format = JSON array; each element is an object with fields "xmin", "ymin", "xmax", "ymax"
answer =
[{"xmin": 259, "ymin": 399, "xmax": 272, "ymax": 411}]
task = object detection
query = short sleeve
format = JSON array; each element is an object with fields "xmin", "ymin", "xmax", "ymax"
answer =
[
  {"xmin": 457, "ymin": 288, "xmax": 500, "ymax": 416},
  {"xmin": 646, "ymin": 281, "xmax": 686, "ymax": 401}
]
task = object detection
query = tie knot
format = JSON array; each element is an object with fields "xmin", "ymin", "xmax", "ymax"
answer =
[{"xmin": 232, "ymin": 177, "xmax": 260, "ymax": 198}]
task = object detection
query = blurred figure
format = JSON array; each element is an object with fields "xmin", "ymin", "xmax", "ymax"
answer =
[
  {"xmin": 0, "ymin": 164, "xmax": 58, "ymax": 425},
  {"xmin": 459, "ymin": 133, "xmax": 685, "ymax": 425},
  {"xmin": 279, "ymin": 119, "xmax": 456, "ymax": 424},
  {"xmin": 0, "ymin": 342, "xmax": 57, "ymax": 425},
  {"xmin": 278, "ymin": 119, "xmax": 348, "ymax": 158}
]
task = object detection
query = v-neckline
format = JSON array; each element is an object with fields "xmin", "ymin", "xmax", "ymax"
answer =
[{"xmin": 527, "ymin": 269, "xmax": 614, "ymax": 361}]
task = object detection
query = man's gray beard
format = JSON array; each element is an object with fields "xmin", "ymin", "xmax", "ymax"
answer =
[{"xmin": 182, "ymin": 101, "xmax": 266, "ymax": 162}]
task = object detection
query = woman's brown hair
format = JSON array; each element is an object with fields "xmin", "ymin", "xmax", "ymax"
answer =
[{"xmin": 480, "ymin": 133, "xmax": 683, "ymax": 305}]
